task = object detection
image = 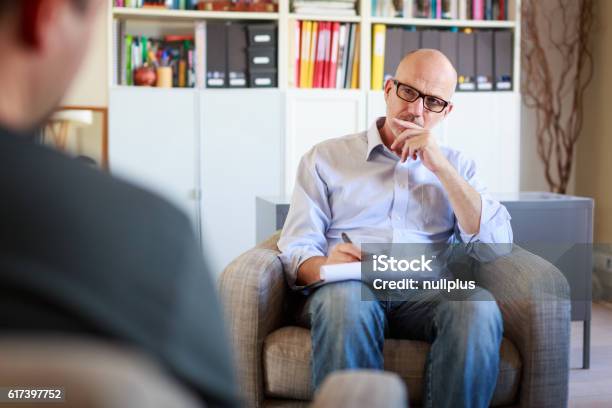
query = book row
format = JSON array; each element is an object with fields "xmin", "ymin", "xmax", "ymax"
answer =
[
  {"xmin": 114, "ymin": 0, "xmax": 279, "ymax": 12},
  {"xmin": 116, "ymin": 0, "xmax": 510, "ymax": 19},
  {"xmin": 371, "ymin": 25, "xmax": 513, "ymax": 91},
  {"xmin": 372, "ymin": 0, "xmax": 511, "ymax": 20},
  {"xmin": 289, "ymin": 21, "xmax": 361, "ymax": 89}
]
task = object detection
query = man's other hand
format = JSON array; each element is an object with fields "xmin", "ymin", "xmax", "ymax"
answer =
[{"xmin": 326, "ymin": 243, "xmax": 362, "ymax": 264}]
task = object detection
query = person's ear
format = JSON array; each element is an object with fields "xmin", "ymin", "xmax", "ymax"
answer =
[
  {"xmin": 383, "ymin": 78, "xmax": 394, "ymax": 103},
  {"xmin": 444, "ymin": 102, "xmax": 454, "ymax": 117},
  {"xmin": 20, "ymin": 0, "xmax": 59, "ymax": 50}
]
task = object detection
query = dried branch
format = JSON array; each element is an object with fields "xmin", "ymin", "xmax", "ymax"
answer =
[{"xmin": 521, "ymin": 0, "xmax": 594, "ymax": 193}]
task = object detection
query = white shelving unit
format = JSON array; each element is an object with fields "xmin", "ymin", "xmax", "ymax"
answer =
[
  {"xmin": 109, "ymin": 0, "xmax": 522, "ymax": 91},
  {"xmin": 107, "ymin": 0, "xmax": 522, "ymax": 276}
]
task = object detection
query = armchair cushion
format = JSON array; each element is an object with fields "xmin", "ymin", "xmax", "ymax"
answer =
[{"xmin": 263, "ymin": 326, "xmax": 521, "ymax": 407}]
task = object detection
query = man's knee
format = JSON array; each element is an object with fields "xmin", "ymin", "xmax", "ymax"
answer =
[
  {"xmin": 309, "ymin": 281, "xmax": 384, "ymax": 330},
  {"xmin": 435, "ymin": 290, "xmax": 503, "ymax": 345}
]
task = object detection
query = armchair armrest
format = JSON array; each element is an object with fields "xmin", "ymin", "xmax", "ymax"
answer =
[
  {"xmin": 474, "ymin": 244, "xmax": 571, "ymax": 408},
  {"xmin": 218, "ymin": 231, "xmax": 288, "ymax": 408},
  {"xmin": 311, "ymin": 371, "xmax": 407, "ymax": 408}
]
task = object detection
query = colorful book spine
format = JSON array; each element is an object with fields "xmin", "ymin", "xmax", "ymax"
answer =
[
  {"xmin": 292, "ymin": 20, "xmax": 301, "ymax": 88},
  {"xmin": 473, "ymin": 0, "xmax": 484, "ymax": 19},
  {"xmin": 299, "ymin": 21, "xmax": 312, "ymax": 88},
  {"xmin": 414, "ymin": 0, "xmax": 431, "ymax": 18},
  {"xmin": 314, "ymin": 22, "xmax": 326, "ymax": 88},
  {"xmin": 292, "ymin": 20, "xmax": 362, "ymax": 89},
  {"xmin": 307, "ymin": 21, "xmax": 318, "ymax": 88},
  {"xmin": 403, "ymin": 0, "xmax": 413, "ymax": 18},
  {"xmin": 371, "ymin": 24, "xmax": 386, "ymax": 90},
  {"xmin": 312, "ymin": 22, "xmax": 322, "ymax": 88},
  {"xmin": 443, "ymin": 0, "xmax": 455, "ymax": 19},
  {"xmin": 459, "ymin": 0, "xmax": 467, "ymax": 19},
  {"xmin": 350, "ymin": 25, "xmax": 360, "ymax": 89},
  {"xmin": 336, "ymin": 24, "xmax": 347, "ymax": 89},
  {"xmin": 344, "ymin": 24, "xmax": 355, "ymax": 89},
  {"xmin": 499, "ymin": 0, "xmax": 507, "ymax": 20},
  {"xmin": 329, "ymin": 22, "xmax": 340, "ymax": 88},
  {"xmin": 125, "ymin": 35, "xmax": 133, "ymax": 85},
  {"xmin": 195, "ymin": 21, "xmax": 206, "ymax": 88},
  {"xmin": 322, "ymin": 22, "xmax": 332, "ymax": 88}
]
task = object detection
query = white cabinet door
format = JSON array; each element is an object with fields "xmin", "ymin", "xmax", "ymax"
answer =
[
  {"xmin": 284, "ymin": 89, "xmax": 366, "ymax": 196},
  {"xmin": 109, "ymin": 87, "xmax": 199, "ymax": 224},
  {"xmin": 442, "ymin": 92, "xmax": 520, "ymax": 193},
  {"xmin": 199, "ymin": 89, "xmax": 282, "ymax": 277},
  {"xmin": 367, "ymin": 90, "xmax": 520, "ymax": 193}
]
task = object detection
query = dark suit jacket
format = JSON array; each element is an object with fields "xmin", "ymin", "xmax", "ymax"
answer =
[{"xmin": 0, "ymin": 127, "xmax": 239, "ymax": 407}]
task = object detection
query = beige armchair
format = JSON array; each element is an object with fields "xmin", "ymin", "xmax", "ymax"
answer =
[{"xmin": 219, "ymin": 232, "xmax": 571, "ymax": 407}]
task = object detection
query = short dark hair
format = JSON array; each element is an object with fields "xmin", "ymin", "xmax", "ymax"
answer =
[
  {"xmin": 0, "ymin": 0, "xmax": 15, "ymax": 16},
  {"xmin": 71, "ymin": 0, "xmax": 90, "ymax": 13},
  {"xmin": 0, "ymin": 0, "xmax": 89, "ymax": 17}
]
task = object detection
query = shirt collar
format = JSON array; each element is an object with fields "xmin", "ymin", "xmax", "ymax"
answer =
[{"xmin": 365, "ymin": 117, "xmax": 387, "ymax": 161}]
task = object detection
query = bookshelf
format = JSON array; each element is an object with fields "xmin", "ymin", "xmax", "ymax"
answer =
[{"xmin": 109, "ymin": 0, "xmax": 522, "ymax": 91}]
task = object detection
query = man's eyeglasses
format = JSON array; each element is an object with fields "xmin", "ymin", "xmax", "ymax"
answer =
[{"xmin": 393, "ymin": 79, "xmax": 450, "ymax": 113}]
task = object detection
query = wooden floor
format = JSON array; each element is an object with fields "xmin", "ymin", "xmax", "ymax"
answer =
[{"xmin": 569, "ymin": 302, "xmax": 612, "ymax": 407}]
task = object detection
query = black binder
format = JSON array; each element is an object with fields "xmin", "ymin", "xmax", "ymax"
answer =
[
  {"xmin": 494, "ymin": 30, "xmax": 513, "ymax": 90},
  {"xmin": 402, "ymin": 28, "xmax": 420, "ymax": 56},
  {"xmin": 475, "ymin": 30, "xmax": 494, "ymax": 90},
  {"xmin": 383, "ymin": 28, "xmax": 404, "ymax": 82},
  {"xmin": 227, "ymin": 22, "xmax": 248, "ymax": 88},
  {"xmin": 420, "ymin": 29, "xmax": 440, "ymax": 50},
  {"xmin": 439, "ymin": 30, "xmax": 458, "ymax": 70},
  {"xmin": 457, "ymin": 31, "xmax": 476, "ymax": 91},
  {"xmin": 206, "ymin": 22, "xmax": 227, "ymax": 88}
]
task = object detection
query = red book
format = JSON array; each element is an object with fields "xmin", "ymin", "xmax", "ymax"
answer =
[
  {"xmin": 320, "ymin": 22, "xmax": 330, "ymax": 88},
  {"xmin": 312, "ymin": 22, "xmax": 325, "ymax": 88},
  {"xmin": 322, "ymin": 22, "xmax": 332, "ymax": 88},
  {"xmin": 328, "ymin": 22, "xmax": 340, "ymax": 88},
  {"xmin": 499, "ymin": 0, "xmax": 505, "ymax": 20}
]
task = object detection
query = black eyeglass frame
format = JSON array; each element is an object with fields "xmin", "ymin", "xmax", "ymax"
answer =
[{"xmin": 392, "ymin": 79, "xmax": 451, "ymax": 113}]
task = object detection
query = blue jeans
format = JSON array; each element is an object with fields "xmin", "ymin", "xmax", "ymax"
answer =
[{"xmin": 296, "ymin": 281, "xmax": 503, "ymax": 408}]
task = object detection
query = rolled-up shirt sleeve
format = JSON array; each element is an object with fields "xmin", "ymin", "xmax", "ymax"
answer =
[
  {"xmin": 278, "ymin": 148, "xmax": 331, "ymax": 289},
  {"xmin": 454, "ymin": 154, "xmax": 513, "ymax": 257}
]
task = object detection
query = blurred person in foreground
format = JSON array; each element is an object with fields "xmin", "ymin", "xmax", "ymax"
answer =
[{"xmin": 0, "ymin": 1, "xmax": 238, "ymax": 406}]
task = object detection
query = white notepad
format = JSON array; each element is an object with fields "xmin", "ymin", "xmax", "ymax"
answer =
[{"xmin": 319, "ymin": 262, "xmax": 362, "ymax": 282}]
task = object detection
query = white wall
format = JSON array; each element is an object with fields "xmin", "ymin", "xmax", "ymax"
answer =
[{"xmin": 62, "ymin": 2, "xmax": 109, "ymax": 107}]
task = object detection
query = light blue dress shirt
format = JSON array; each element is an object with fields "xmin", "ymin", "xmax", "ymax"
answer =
[{"xmin": 278, "ymin": 117, "xmax": 513, "ymax": 288}]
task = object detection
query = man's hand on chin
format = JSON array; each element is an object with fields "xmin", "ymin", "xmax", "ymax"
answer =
[{"xmin": 390, "ymin": 117, "xmax": 454, "ymax": 177}]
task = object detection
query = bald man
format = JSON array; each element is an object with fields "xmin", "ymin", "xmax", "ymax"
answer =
[{"xmin": 278, "ymin": 49, "xmax": 513, "ymax": 408}]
